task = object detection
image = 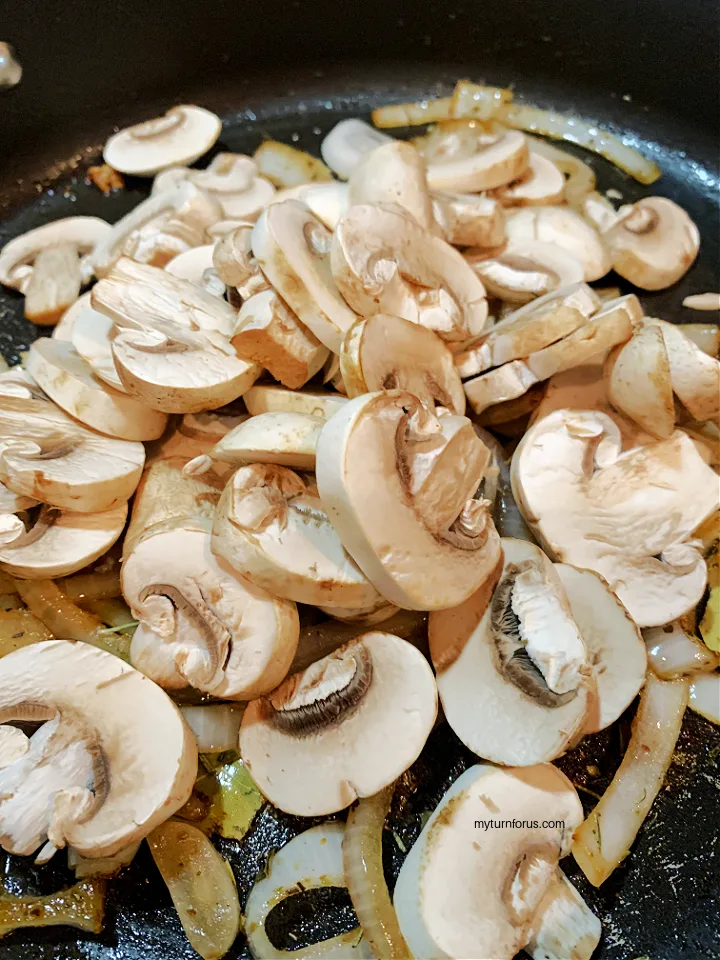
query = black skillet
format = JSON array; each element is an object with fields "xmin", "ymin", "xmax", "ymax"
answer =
[{"xmin": 0, "ymin": 0, "xmax": 718, "ymax": 956}]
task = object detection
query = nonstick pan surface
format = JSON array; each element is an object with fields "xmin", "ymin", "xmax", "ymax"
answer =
[{"xmin": 0, "ymin": 36, "xmax": 718, "ymax": 960}]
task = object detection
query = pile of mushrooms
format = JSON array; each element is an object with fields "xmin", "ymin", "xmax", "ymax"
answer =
[{"xmin": 0, "ymin": 91, "xmax": 717, "ymax": 960}]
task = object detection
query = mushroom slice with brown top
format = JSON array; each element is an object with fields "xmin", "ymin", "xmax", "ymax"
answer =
[
  {"xmin": 231, "ymin": 290, "xmax": 329, "ymax": 389},
  {"xmin": 212, "ymin": 223, "xmax": 271, "ymax": 299},
  {"xmin": 0, "ymin": 393, "xmax": 144, "ymax": 513},
  {"xmin": 455, "ymin": 283, "xmax": 601, "ymax": 379},
  {"xmin": 212, "ymin": 463, "xmax": 385, "ymax": 609},
  {"xmin": 425, "ymin": 129, "xmax": 530, "ymax": 193},
  {"xmin": 464, "ymin": 360, "xmax": 540, "ymax": 416},
  {"xmin": 646, "ymin": 318, "xmax": 720, "ymax": 421},
  {"xmin": 0, "ymin": 639, "xmax": 197, "ymax": 859},
  {"xmin": 165, "ymin": 244, "xmax": 225, "ymax": 296},
  {"xmin": 505, "ymin": 206, "xmax": 611, "ymax": 281},
  {"xmin": 316, "ymin": 390, "xmax": 502, "ymax": 610},
  {"xmin": 252, "ymin": 199, "xmax": 358, "ymax": 353},
  {"xmin": 26, "ymin": 339, "xmax": 168, "ymax": 442},
  {"xmin": 429, "ymin": 538, "xmax": 592, "ymax": 764},
  {"xmin": 212, "ymin": 412, "xmax": 323, "ymax": 470},
  {"xmin": 320, "ymin": 118, "xmax": 394, "ymax": 179},
  {"xmin": 606, "ymin": 322, "xmax": 675, "ymax": 440},
  {"xmin": 466, "ymin": 241, "xmax": 585, "ymax": 304},
  {"xmin": 0, "ymin": 502, "xmax": 127, "ymax": 579},
  {"xmin": 393, "ymin": 763, "xmax": 583, "ymax": 960},
  {"xmin": 511, "ymin": 409, "xmax": 719, "ymax": 626},
  {"xmin": 331, "ymin": 203, "xmax": 488, "ymax": 346},
  {"xmin": 243, "ymin": 383, "xmax": 348, "ymax": 419},
  {"xmin": 491, "ymin": 152, "xmax": 566, "ymax": 207},
  {"xmin": 432, "ymin": 192, "xmax": 506, "ymax": 247},
  {"xmin": 71, "ymin": 308, "xmax": 128, "ymax": 392},
  {"xmin": 348, "ymin": 140, "xmax": 436, "ymax": 232},
  {"xmin": 605, "ymin": 197, "xmax": 700, "ymax": 290},
  {"xmin": 239, "ymin": 631, "xmax": 437, "ymax": 816},
  {"xmin": 103, "ymin": 105, "xmax": 222, "ymax": 176},
  {"xmin": 157, "ymin": 153, "xmax": 276, "ymax": 221},
  {"xmin": 340, "ymin": 312, "xmax": 466, "ymax": 414}
]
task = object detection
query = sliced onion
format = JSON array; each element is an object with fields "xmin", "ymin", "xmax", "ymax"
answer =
[
  {"xmin": 526, "ymin": 136, "xmax": 597, "ymax": 208},
  {"xmin": 148, "ymin": 820, "xmax": 240, "ymax": 960},
  {"xmin": 0, "ymin": 607, "xmax": 52, "ymax": 656},
  {"xmin": 688, "ymin": 673, "xmax": 720, "ymax": 724},
  {"xmin": 253, "ymin": 141, "xmax": 332, "ymax": 188},
  {"xmin": 245, "ymin": 822, "xmax": 374, "ymax": 959},
  {"xmin": 181, "ymin": 704, "xmax": 245, "ymax": 753},
  {"xmin": 644, "ymin": 622, "xmax": 718, "ymax": 679},
  {"xmin": 0, "ymin": 878, "xmax": 105, "ymax": 936},
  {"xmin": 450, "ymin": 80, "xmax": 514, "ymax": 120},
  {"xmin": 676, "ymin": 322, "xmax": 720, "ymax": 356},
  {"xmin": 572, "ymin": 672, "xmax": 688, "ymax": 886},
  {"xmin": 372, "ymin": 81, "xmax": 512, "ymax": 128},
  {"xmin": 68, "ymin": 841, "xmax": 140, "ymax": 879},
  {"xmin": 501, "ymin": 104, "xmax": 661, "ymax": 184},
  {"xmin": 372, "ymin": 98, "xmax": 455, "ymax": 128},
  {"xmin": 682, "ymin": 294, "xmax": 720, "ymax": 313},
  {"xmin": 343, "ymin": 786, "xmax": 411, "ymax": 959},
  {"xmin": 57, "ymin": 569, "xmax": 122, "ymax": 602}
]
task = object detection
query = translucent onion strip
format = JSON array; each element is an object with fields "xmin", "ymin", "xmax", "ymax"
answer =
[
  {"xmin": 526, "ymin": 136, "xmax": 597, "ymax": 208},
  {"xmin": 181, "ymin": 704, "xmax": 245, "ymax": 753},
  {"xmin": 572, "ymin": 673, "xmax": 688, "ymax": 886},
  {"xmin": 0, "ymin": 878, "xmax": 105, "ymax": 937},
  {"xmin": 688, "ymin": 673, "xmax": 720, "ymax": 724},
  {"xmin": 644, "ymin": 622, "xmax": 718, "ymax": 679},
  {"xmin": 58, "ymin": 569, "xmax": 122, "ymax": 602},
  {"xmin": 343, "ymin": 786, "xmax": 411, "ymax": 959}
]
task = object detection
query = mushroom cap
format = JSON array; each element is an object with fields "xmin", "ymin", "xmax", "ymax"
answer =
[
  {"xmin": 0, "ymin": 640, "xmax": 197, "ymax": 858},
  {"xmin": 239, "ymin": 631, "xmax": 437, "ymax": 815},
  {"xmin": 252, "ymin": 200, "xmax": 357, "ymax": 353},
  {"xmin": 393, "ymin": 763, "xmax": 583, "ymax": 960},
  {"xmin": 122, "ymin": 526, "xmax": 299, "ymax": 700},
  {"xmin": 426, "ymin": 129, "xmax": 530, "ymax": 193},
  {"xmin": 320, "ymin": 118, "xmax": 394, "ymax": 179},
  {"xmin": 71, "ymin": 308, "xmax": 128, "ymax": 392},
  {"xmin": 331, "ymin": 202, "xmax": 488, "ymax": 345},
  {"xmin": 348, "ymin": 140, "xmax": 435, "ymax": 232},
  {"xmin": 491, "ymin": 152, "xmax": 566, "ymax": 207},
  {"xmin": 0, "ymin": 393, "xmax": 144, "ymax": 513},
  {"xmin": 315, "ymin": 390, "xmax": 502, "ymax": 610},
  {"xmin": 511, "ymin": 409, "xmax": 719, "ymax": 626},
  {"xmin": 0, "ymin": 218, "xmax": 112, "ymax": 291},
  {"xmin": 429, "ymin": 538, "xmax": 592, "ymax": 765},
  {"xmin": 26, "ymin": 338, "xmax": 168, "ymax": 442},
  {"xmin": 212, "ymin": 412, "xmax": 323, "ymax": 470},
  {"xmin": 606, "ymin": 322, "xmax": 675, "ymax": 440},
  {"xmin": 505, "ymin": 207, "xmax": 611, "ymax": 282},
  {"xmin": 605, "ymin": 197, "xmax": 700, "ymax": 290},
  {"xmin": 647, "ymin": 318, "xmax": 720, "ymax": 422},
  {"xmin": 243, "ymin": 383, "xmax": 348, "ymax": 419},
  {"xmin": 431, "ymin": 192, "xmax": 506, "ymax": 248},
  {"xmin": 212, "ymin": 463, "xmax": 384, "ymax": 609},
  {"xmin": 467, "ymin": 240, "xmax": 584, "ymax": 304},
  {"xmin": 555, "ymin": 563, "xmax": 647, "ymax": 732},
  {"xmin": 103, "ymin": 105, "xmax": 222, "ymax": 176},
  {"xmin": 340, "ymin": 312, "xmax": 466, "ymax": 414},
  {"xmin": 0, "ymin": 502, "xmax": 127, "ymax": 579}
]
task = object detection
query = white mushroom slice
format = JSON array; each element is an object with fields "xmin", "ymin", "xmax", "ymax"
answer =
[
  {"xmin": 292, "ymin": 181, "xmax": 350, "ymax": 230},
  {"xmin": 243, "ymin": 384, "xmax": 348, "ymax": 419},
  {"xmin": 429, "ymin": 538, "xmax": 592, "ymax": 764},
  {"xmin": 393, "ymin": 763, "xmax": 583, "ymax": 960},
  {"xmin": 212, "ymin": 463, "xmax": 383, "ymax": 609},
  {"xmin": 340, "ymin": 313, "xmax": 466, "ymax": 414},
  {"xmin": 467, "ymin": 241, "xmax": 585, "ymax": 304},
  {"xmin": 0, "ymin": 481, "xmax": 37, "ymax": 514},
  {"xmin": 605, "ymin": 197, "xmax": 700, "ymax": 290},
  {"xmin": 525, "ymin": 870, "xmax": 601, "ymax": 960},
  {"xmin": 331, "ymin": 203, "xmax": 488, "ymax": 346},
  {"xmin": 130, "ymin": 623, "xmax": 187, "ymax": 691},
  {"xmin": 431, "ymin": 192, "xmax": 506, "ymax": 247},
  {"xmin": 71, "ymin": 309, "xmax": 127, "ymax": 392},
  {"xmin": 320, "ymin": 118, "xmax": 394, "ymax": 179},
  {"xmin": 53, "ymin": 292, "xmax": 98, "ymax": 342},
  {"xmin": 348, "ymin": 140, "xmax": 436, "ymax": 232},
  {"xmin": 0, "ymin": 502, "xmax": 127, "ymax": 578},
  {"xmin": 505, "ymin": 207, "xmax": 611, "ymax": 281},
  {"xmin": 212, "ymin": 412, "xmax": 323, "ymax": 470},
  {"xmin": 165, "ymin": 244, "xmax": 224, "ymax": 296},
  {"xmin": 464, "ymin": 360, "xmax": 540, "ymax": 416},
  {"xmin": 212, "ymin": 222, "xmax": 270, "ymax": 299},
  {"xmin": 491, "ymin": 153, "xmax": 566, "ymax": 207},
  {"xmin": 23, "ymin": 244, "xmax": 82, "ymax": 327},
  {"xmin": 0, "ymin": 640, "xmax": 197, "ymax": 858},
  {"xmin": 240, "ymin": 631, "xmax": 437, "ymax": 815},
  {"xmin": 0, "ymin": 726, "xmax": 30, "ymax": 770},
  {"xmin": 252, "ymin": 200, "xmax": 357, "ymax": 353},
  {"xmin": 232, "ymin": 290, "xmax": 329, "ymax": 390},
  {"xmin": 606, "ymin": 322, "xmax": 675, "ymax": 439},
  {"xmin": 455, "ymin": 283, "xmax": 600, "ymax": 378},
  {"xmin": 426, "ymin": 129, "xmax": 530, "ymax": 193},
  {"xmin": 103, "ymin": 105, "xmax": 222, "ymax": 176},
  {"xmin": 316, "ymin": 391, "xmax": 502, "ymax": 610},
  {"xmin": 0, "ymin": 393, "xmax": 144, "ymax": 513},
  {"xmin": 646, "ymin": 318, "xmax": 720, "ymax": 421},
  {"xmin": 0, "ymin": 217, "xmax": 111, "ymax": 292},
  {"xmin": 555, "ymin": 564, "xmax": 647, "ymax": 732},
  {"xmin": 190, "ymin": 153, "xmax": 275, "ymax": 220},
  {"xmin": 26, "ymin": 339, "xmax": 167, "ymax": 442},
  {"xmin": 511, "ymin": 410, "xmax": 719, "ymax": 626},
  {"xmin": 317, "ymin": 596, "xmax": 400, "ymax": 625}
]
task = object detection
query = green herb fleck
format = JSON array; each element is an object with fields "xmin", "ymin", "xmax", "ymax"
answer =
[{"xmin": 393, "ymin": 831, "xmax": 407, "ymax": 854}]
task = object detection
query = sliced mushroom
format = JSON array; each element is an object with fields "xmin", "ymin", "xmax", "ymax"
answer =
[
  {"xmin": 511, "ymin": 410, "xmax": 719, "ymax": 626},
  {"xmin": 466, "ymin": 241, "xmax": 585, "ymax": 304},
  {"xmin": 331, "ymin": 203, "xmax": 488, "ymax": 346},
  {"xmin": 606, "ymin": 322, "xmax": 675, "ymax": 440},
  {"xmin": 243, "ymin": 383, "xmax": 348, "ymax": 419},
  {"xmin": 26, "ymin": 339, "xmax": 168, "ymax": 441},
  {"xmin": 430, "ymin": 538, "xmax": 592, "ymax": 764},
  {"xmin": 239, "ymin": 631, "xmax": 437, "ymax": 815},
  {"xmin": 71, "ymin": 308, "xmax": 127, "ymax": 392},
  {"xmin": 316, "ymin": 390, "xmax": 502, "ymax": 610},
  {"xmin": 0, "ymin": 502, "xmax": 127, "ymax": 578},
  {"xmin": 605, "ymin": 197, "xmax": 700, "ymax": 290},
  {"xmin": 0, "ymin": 217, "xmax": 111, "ymax": 293},
  {"xmin": 340, "ymin": 312, "xmax": 466, "ymax": 414},
  {"xmin": 393, "ymin": 763, "xmax": 583, "ymax": 960},
  {"xmin": 317, "ymin": 596, "xmax": 401, "ymax": 625},
  {"xmin": 103, "ymin": 105, "xmax": 222, "ymax": 176},
  {"xmin": 320, "ymin": 119, "xmax": 394, "ymax": 179},
  {"xmin": 432, "ymin": 192, "xmax": 506, "ymax": 247},
  {"xmin": 646, "ymin": 318, "xmax": 720, "ymax": 421},
  {"xmin": 164, "ymin": 153, "xmax": 275, "ymax": 221},
  {"xmin": 0, "ymin": 392, "xmax": 144, "ymax": 513},
  {"xmin": 130, "ymin": 622, "xmax": 187, "ymax": 691},
  {"xmin": 525, "ymin": 870, "xmax": 601, "ymax": 960},
  {"xmin": 426, "ymin": 129, "xmax": 530, "ymax": 193},
  {"xmin": 455, "ymin": 283, "xmax": 600, "ymax": 378},
  {"xmin": 0, "ymin": 639, "xmax": 197, "ymax": 858},
  {"xmin": 231, "ymin": 289, "xmax": 329, "ymax": 389},
  {"xmin": 505, "ymin": 207, "xmax": 611, "ymax": 281},
  {"xmin": 123, "ymin": 457, "xmax": 299, "ymax": 699},
  {"xmin": 213, "ymin": 463, "xmax": 384, "ymax": 609},
  {"xmin": 464, "ymin": 360, "xmax": 540, "ymax": 416},
  {"xmin": 23, "ymin": 244, "xmax": 83, "ymax": 327},
  {"xmin": 276, "ymin": 181, "xmax": 350, "ymax": 230},
  {"xmin": 491, "ymin": 153, "xmax": 566, "ymax": 207},
  {"xmin": 165, "ymin": 244, "xmax": 225, "ymax": 296},
  {"xmin": 212, "ymin": 222, "xmax": 270, "ymax": 299},
  {"xmin": 348, "ymin": 140, "xmax": 436, "ymax": 232},
  {"xmin": 252, "ymin": 200, "xmax": 357, "ymax": 352},
  {"xmin": 52, "ymin": 292, "xmax": 99, "ymax": 343},
  {"xmin": 0, "ymin": 480, "xmax": 37, "ymax": 515},
  {"xmin": 212, "ymin": 412, "xmax": 323, "ymax": 470}
]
